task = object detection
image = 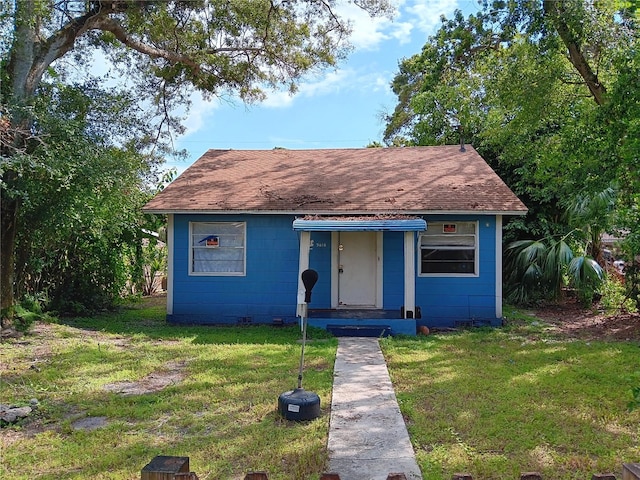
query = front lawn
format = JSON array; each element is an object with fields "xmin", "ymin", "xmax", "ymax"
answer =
[
  {"xmin": 3, "ymin": 300, "xmax": 640, "ymax": 479},
  {"xmin": 381, "ymin": 310, "xmax": 640, "ymax": 480},
  {"xmin": 0, "ymin": 300, "xmax": 337, "ymax": 480}
]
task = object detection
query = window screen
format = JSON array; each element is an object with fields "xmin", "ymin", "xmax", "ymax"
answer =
[{"xmin": 190, "ymin": 222, "xmax": 245, "ymax": 275}]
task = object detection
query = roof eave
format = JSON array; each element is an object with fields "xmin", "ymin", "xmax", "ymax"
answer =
[{"xmin": 142, "ymin": 208, "xmax": 528, "ymax": 216}]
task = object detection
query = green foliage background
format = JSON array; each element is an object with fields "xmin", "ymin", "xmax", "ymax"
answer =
[
  {"xmin": 383, "ymin": 0, "xmax": 639, "ymax": 305},
  {"xmin": 6, "ymin": 79, "xmax": 167, "ymax": 314}
]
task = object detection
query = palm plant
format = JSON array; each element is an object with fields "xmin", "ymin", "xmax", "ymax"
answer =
[
  {"xmin": 504, "ymin": 186, "xmax": 617, "ymax": 305},
  {"xmin": 504, "ymin": 239, "xmax": 546, "ymax": 305},
  {"xmin": 567, "ymin": 185, "xmax": 617, "ymax": 265},
  {"xmin": 504, "ymin": 234, "xmax": 604, "ymax": 305}
]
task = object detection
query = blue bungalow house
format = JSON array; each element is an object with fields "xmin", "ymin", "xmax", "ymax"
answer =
[{"xmin": 143, "ymin": 145, "xmax": 527, "ymax": 335}]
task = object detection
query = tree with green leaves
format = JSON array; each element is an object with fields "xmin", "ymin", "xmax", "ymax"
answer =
[
  {"xmin": 10, "ymin": 77, "xmax": 165, "ymax": 315},
  {"xmin": 1, "ymin": 0, "xmax": 392, "ymax": 328},
  {"xmin": 384, "ymin": 0, "xmax": 637, "ymax": 143},
  {"xmin": 383, "ymin": 0, "xmax": 639, "ymax": 305}
]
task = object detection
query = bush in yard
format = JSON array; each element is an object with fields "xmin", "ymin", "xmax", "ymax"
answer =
[
  {"xmin": 599, "ymin": 276, "xmax": 638, "ymax": 314},
  {"xmin": 13, "ymin": 294, "xmax": 54, "ymax": 333}
]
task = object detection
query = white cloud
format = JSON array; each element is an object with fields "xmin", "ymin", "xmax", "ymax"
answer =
[
  {"xmin": 334, "ymin": 1, "xmax": 414, "ymax": 51},
  {"xmin": 260, "ymin": 90, "xmax": 297, "ymax": 109},
  {"xmin": 179, "ymin": 0, "xmax": 463, "ymax": 136},
  {"xmin": 334, "ymin": 0, "xmax": 460, "ymax": 50},
  {"xmin": 180, "ymin": 91, "xmax": 221, "ymax": 136},
  {"xmin": 300, "ymin": 69, "xmax": 352, "ymax": 96},
  {"xmin": 261, "ymin": 66, "xmax": 395, "ymax": 109},
  {"xmin": 405, "ymin": 0, "xmax": 460, "ymax": 34},
  {"xmin": 387, "ymin": 20, "xmax": 414, "ymax": 45},
  {"xmin": 334, "ymin": 2, "xmax": 396, "ymax": 50},
  {"xmin": 260, "ymin": 68, "xmax": 349, "ymax": 108}
]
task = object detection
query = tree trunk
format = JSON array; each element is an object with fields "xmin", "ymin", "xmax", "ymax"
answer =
[
  {"xmin": 1, "ymin": 187, "xmax": 18, "ymax": 327},
  {"xmin": 543, "ymin": 0, "xmax": 607, "ymax": 106}
]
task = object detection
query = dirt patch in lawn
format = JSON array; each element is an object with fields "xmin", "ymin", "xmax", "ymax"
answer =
[
  {"xmin": 102, "ymin": 360, "xmax": 187, "ymax": 395},
  {"xmin": 531, "ymin": 297, "xmax": 640, "ymax": 342},
  {"xmin": 1, "ymin": 359, "xmax": 188, "ymax": 446}
]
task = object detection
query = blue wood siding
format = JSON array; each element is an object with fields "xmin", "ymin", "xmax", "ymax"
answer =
[
  {"xmin": 168, "ymin": 213, "xmax": 501, "ymax": 330},
  {"xmin": 170, "ymin": 214, "xmax": 301, "ymax": 324},
  {"xmin": 415, "ymin": 216, "xmax": 499, "ymax": 327}
]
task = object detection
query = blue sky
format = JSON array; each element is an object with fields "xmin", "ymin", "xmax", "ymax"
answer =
[{"xmin": 169, "ymin": 0, "xmax": 480, "ymax": 173}]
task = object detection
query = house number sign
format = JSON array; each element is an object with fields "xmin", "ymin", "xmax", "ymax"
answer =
[{"xmin": 310, "ymin": 240, "xmax": 327, "ymax": 248}]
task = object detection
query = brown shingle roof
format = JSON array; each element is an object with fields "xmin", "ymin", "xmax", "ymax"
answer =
[{"xmin": 143, "ymin": 145, "xmax": 527, "ymax": 214}]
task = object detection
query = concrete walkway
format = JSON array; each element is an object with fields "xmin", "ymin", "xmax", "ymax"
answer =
[{"xmin": 327, "ymin": 338, "xmax": 423, "ymax": 480}]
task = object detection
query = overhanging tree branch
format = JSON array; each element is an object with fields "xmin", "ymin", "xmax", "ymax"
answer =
[
  {"xmin": 89, "ymin": 16, "xmax": 202, "ymax": 73},
  {"xmin": 23, "ymin": 7, "xmax": 106, "ymax": 97},
  {"xmin": 543, "ymin": 0, "xmax": 606, "ymax": 105}
]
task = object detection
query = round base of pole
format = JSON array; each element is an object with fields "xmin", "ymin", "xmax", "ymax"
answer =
[{"xmin": 278, "ymin": 388, "xmax": 321, "ymax": 421}]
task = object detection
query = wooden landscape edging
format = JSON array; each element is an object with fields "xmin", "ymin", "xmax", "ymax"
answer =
[
  {"xmin": 141, "ymin": 456, "xmax": 640, "ymax": 480},
  {"xmin": 242, "ymin": 466, "xmax": 640, "ymax": 480}
]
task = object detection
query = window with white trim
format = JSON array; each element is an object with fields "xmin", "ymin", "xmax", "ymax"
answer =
[
  {"xmin": 190, "ymin": 222, "xmax": 246, "ymax": 275},
  {"xmin": 419, "ymin": 222, "xmax": 477, "ymax": 275}
]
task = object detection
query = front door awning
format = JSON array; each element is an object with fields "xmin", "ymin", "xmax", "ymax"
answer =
[{"xmin": 292, "ymin": 217, "xmax": 427, "ymax": 232}]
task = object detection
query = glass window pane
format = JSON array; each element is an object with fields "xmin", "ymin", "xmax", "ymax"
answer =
[
  {"xmin": 419, "ymin": 222, "xmax": 477, "ymax": 275},
  {"xmin": 422, "ymin": 249, "xmax": 475, "ymax": 262},
  {"xmin": 422, "ymin": 260, "xmax": 475, "ymax": 274},
  {"xmin": 191, "ymin": 222, "xmax": 245, "ymax": 275}
]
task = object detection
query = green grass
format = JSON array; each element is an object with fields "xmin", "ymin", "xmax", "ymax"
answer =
[
  {"xmin": 381, "ymin": 313, "xmax": 640, "ymax": 480},
  {"xmin": 0, "ymin": 301, "xmax": 337, "ymax": 479},
  {"xmin": 3, "ymin": 301, "xmax": 640, "ymax": 479}
]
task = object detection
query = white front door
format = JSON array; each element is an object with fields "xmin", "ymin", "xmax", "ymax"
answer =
[{"xmin": 337, "ymin": 231, "xmax": 380, "ymax": 307}]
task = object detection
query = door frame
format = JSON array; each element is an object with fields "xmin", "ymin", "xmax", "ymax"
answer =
[{"xmin": 331, "ymin": 231, "xmax": 383, "ymax": 309}]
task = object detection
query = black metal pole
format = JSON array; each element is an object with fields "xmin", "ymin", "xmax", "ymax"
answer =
[{"xmin": 297, "ymin": 313, "xmax": 307, "ymax": 389}]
